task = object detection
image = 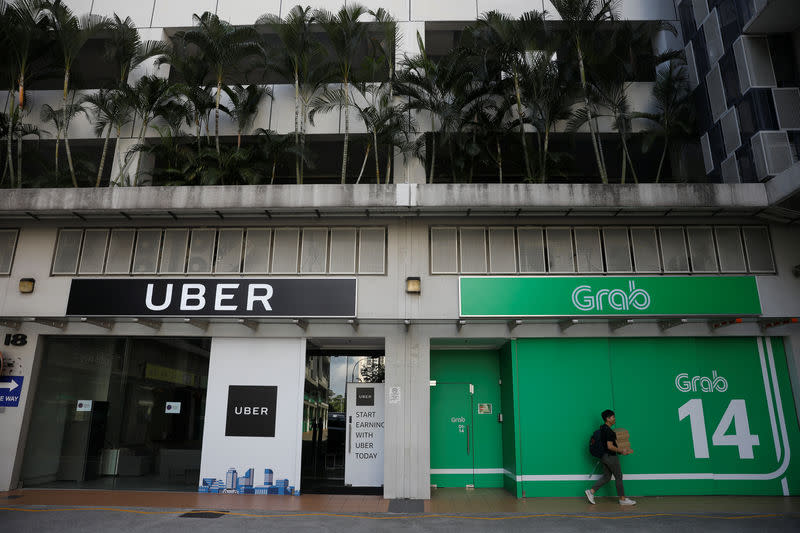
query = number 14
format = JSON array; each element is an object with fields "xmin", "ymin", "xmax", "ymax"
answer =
[{"xmin": 678, "ymin": 399, "xmax": 760, "ymax": 459}]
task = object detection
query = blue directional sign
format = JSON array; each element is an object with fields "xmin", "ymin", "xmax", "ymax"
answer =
[{"xmin": 0, "ymin": 376, "xmax": 24, "ymax": 407}]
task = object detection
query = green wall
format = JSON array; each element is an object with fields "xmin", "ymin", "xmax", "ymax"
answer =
[{"xmin": 511, "ymin": 337, "xmax": 800, "ymax": 497}]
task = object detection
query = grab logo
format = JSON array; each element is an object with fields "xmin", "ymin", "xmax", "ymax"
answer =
[
  {"xmin": 571, "ymin": 281, "xmax": 651, "ymax": 312},
  {"xmin": 675, "ymin": 371, "xmax": 729, "ymax": 392}
]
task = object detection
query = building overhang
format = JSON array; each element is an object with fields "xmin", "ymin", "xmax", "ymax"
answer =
[{"xmin": 0, "ymin": 183, "xmax": 790, "ymax": 222}]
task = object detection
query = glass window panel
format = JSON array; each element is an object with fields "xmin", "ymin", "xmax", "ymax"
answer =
[
  {"xmin": 216, "ymin": 228, "xmax": 244, "ymax": 273},
  {"xmin": 574, "ymin": 228, "xmax": 603, "ymax": 273},
  {"xmin": 460, "ymin": 228, "xmax": 487, "ymax": 273},
  {"xmin": 243, "ymin": 229, "xmax": 271, "ymax": 274},
  {"xmin": 630, "ymin": 227, "xmax": 661, "ymax": 273},
  {"xmin": 78, "ymin": 229, "xmax": 109, "ymax": 275},
  {"xmin": 271, "ymin": 228, "xmax": 300, "ymax": 274},
  {"xmin": 603, "ymin": 227, "xmax": 632, "ymax": 272},
  {"xmin": 546, "ymin": 227, "xmax": 574, "ymax": 273},
  {"xmin": 159, "ymin": 229, "xmax": 189, "ymax": 273},
  {"xmin": 488, "ymin": 227, "xmax": 516, "ymax": 273},
  {"xmin": 715, "ymin": 227, "xmax": 747, "ymax": 272},
  {"xmin": 132, "ymin": 229, "xmax": 162, "ymax": 274},
  {"xmin": 742, "ymin": 226, "xmax": 775, "ymax": 272},
  {"xmin": 659, "ymin": 227, "xmax": 690, "ymax": 272},
  {"xmin": 300, "ymin": 228, "xmax": 328, "ymax": 274},
  {"xmin": 687, "ymin": 226, "xmax": 719, "ymax": 272},
  {"xmin": 330, "ymin": 228, "xmax": 357, "ymax": 274},
  {"xmin": 517, "ymin": 227, "xmax": 545, "ymax": 273},
  {"xmin": 105, "ymin": 229, "xmax": 135, "ymax": 274},
  {"xmin": 430, "ymin": 227, "xmax": 458, "ymax": 274},
  {"xmin": 358, "ymin": 228, "xmax": 385, "ymax": 274},
  {"xmin": 0, "ymin": 229, "xmax": 18, "ymax": 274},
  {"xmin": 187, "ymin": 229, "xmax": 216, "ymax": 274},
  {"xmin": 52, "ymin": 229, "xmax": 83, "ymax": 275}
]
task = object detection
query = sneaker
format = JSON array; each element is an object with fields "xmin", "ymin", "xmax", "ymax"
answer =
[
  {"xmin": 585, "ymin": 489, "xmax": 595, "ymax": 504},
  {"xmin": 619, "ymin": 498, "xmax": 637, "ymax": 506}
]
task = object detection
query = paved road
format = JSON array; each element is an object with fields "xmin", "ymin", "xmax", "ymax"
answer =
[{"xmin": 2, "ymin": 506, "xmax": 799, "ymax": 533}]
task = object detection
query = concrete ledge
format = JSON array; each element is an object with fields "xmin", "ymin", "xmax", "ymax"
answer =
[{"xmin": 0, "ymin": 183, "xmax": 770, "ymax": 217}]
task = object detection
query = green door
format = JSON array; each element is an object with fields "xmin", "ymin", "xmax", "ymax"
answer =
[{"xmin": 430, "ymin": 350, "xmax": 504, "ymax": 488}]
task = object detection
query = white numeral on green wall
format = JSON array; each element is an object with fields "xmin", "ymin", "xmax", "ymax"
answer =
[{"xmin": 679, "ymin": 399, "xmax": 759, "ymax": 460}]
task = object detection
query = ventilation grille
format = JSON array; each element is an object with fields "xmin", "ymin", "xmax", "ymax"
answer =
[
  {"xmin": 721, "ymin": 154, "xmax": 740, "ymax": 183},
  {"xmin": 187, "ymin": 229, "xmax": 216, "ymax": 274},
  {"xmin": 734, "ymin": 35, "xmax": 776, "ymax": 93},
  {"xmin": 751, "ymin": 131, "xmax": 793, "ymax": 180},
  {"xmin": 701, "ymin": 132, "xmax": 714, "ymax": 174},
  {"xmin": 692, "ymin": 0, "xmax": 709, "ymax": 29},
  {"xmin": 271, "ymin": 228, "xmax": 299, "ymax": 274},
  {"xmin": 742, "ymin": 226, "xmax": 775, "ymax": 272},
  {"xmin": 659, "ymin": 227, "xmax": 690, "ymax": 272},
  {"xmin": 715, "ymin": 227, "xmax": 746, "ymax": 272},
  {"xmin": 460, "ymin": 228, "xmax": 487, "ymax": 273},
  {"xmin": 215, "ymin": 229, "xmax": 243, "ymax": 273},
  {"xmin": 546, "ymin": 227, "xmax": 574, "ymax": 273},
  {"xmin": 773, "ymin": 88, "xmax": 800, "ymax": 130},
  {"xmin": 105, "ymin": 229, "xmax": 135, "ymax": 274},
  {"xmin": 488, "ymin": 227, "xmax": 516, "ymax": 273},
  {"xmin": 243, "ymin": 229, "xmax": 271, "ymax": 274},
  {"xmin": 720, "ymin": 108, "xmax": 741, "ymax": 155},
  {"xmin": 686, "ymin": 226, "xmax": 719, "ymax": 272},
  {"xmin": 574, "ymin": 228, "xmax": 603, "ymax": 273},
  {"xmin": 159, "ymin": 229, "xmax": 188, "ymax": 274},
  {"xmin": 0, "ymin": 229, "xmax": 19, "ymax": 275},
  {"xmin": 706, "ymin": 64, "xmax": 727, "ymax": 123},
  {"xmin": 300, "ymin": 228, "xmax": 328, "ymax": 274},
  {"xmin": 703, "ymin": 9, "xmax": 724, "ymax": 66},
  {"xmin": 358, "ymin": 228, "xmax": 386, "ymax": 274},
  {"xmin": 685, "ymin": 41, "xmax": 700, "ymax": 90},
  {"xmin": 430, "ymin": 227, "xmax": 458, "ymax": 274},
  {"xmin": 517, "ymin": 227, "xmax": 545, "ymax": 273},
  {"xmin": 630, "ymin": 227, "xmax": 661, "ymax": 273},
  {"xmin": 329, "ymin": 228, "xmax": 356, "ymax": 274},
  {"xmin": 602, "ymin": 227, "xmax": 632, "ymax": 272},
  {"xmin": 133, "ymin": 229, "xmax": 162, "ymax": 274},
  {"xmin": 78, "ymin": 229, "xmax": 109, "ymax": 275}
]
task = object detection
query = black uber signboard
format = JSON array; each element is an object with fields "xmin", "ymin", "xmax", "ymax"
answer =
[
  {"xmin": 225, "ymin": 385, "xmax": 278, "ymax": 437},
  {"xmin": 66, "ymin": 278, "xmax": 356, "ymax": 317},
  {"xmin": 355, "ymin": 387, "xmax": 375, "ymax": 406}
]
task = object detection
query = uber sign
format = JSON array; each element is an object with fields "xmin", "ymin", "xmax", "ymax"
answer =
[
  {"xmin": 225, "ymin": 385, "xmax": 278, "ymax": 437},
  {"xmin": 66, "ymin": 278, "xmax": 356, "ymax": 317}
]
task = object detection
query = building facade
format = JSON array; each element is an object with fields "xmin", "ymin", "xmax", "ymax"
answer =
[{"xmin": 1, "ymin": 0, "xmax": 800, "ymax": 500}]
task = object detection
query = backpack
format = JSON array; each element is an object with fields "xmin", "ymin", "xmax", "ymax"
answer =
[{"xmin": 589, "ymin": 426, "xmax": 606, "ymax": 458}]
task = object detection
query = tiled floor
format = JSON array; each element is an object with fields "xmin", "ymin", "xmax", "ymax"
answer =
[{"xmin": 2, "ymin": 487, "xmax": 799, "ymax": 516}]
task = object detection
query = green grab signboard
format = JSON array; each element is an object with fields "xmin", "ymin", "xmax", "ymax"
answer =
[
  {"xmin": 459, "ymin": 276, "xmax": 761, "ymax": 317},
  {"xmin": 510, "ymin": 337, "xmax": 800, "ymax": 497}
]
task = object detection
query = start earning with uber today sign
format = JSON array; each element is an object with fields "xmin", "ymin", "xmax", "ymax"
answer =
[{"xmin": 66, "ymin": 278, "xmax": 357, "ymax": 317}]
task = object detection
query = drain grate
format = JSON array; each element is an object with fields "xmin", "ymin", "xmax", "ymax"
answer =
[
  {"xmin": 179, "ymin": 510, "xmax": 229, "ymax": 519},
  {"xmin": 387, "ymin": 499, "xmax": 424, "ymax": 513},
  {"xmin": 3, "ymin": 495, "xmax": 23, "ymax": 500}
]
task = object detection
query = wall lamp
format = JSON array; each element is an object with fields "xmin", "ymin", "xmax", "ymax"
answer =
[
  {"xmin": 406, "ymin": 277, "xmax": 421, "ymax": 294},
  {"xmin": 19, "ymin": 278, "xmax": 35, "ymax": 294}
]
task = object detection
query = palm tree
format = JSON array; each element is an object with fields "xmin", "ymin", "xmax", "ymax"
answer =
[
  {"xmin": 369, "ymin": 7, "xmax": 401, "ymax": 181},
  {"xmin": 81, "ymin": 88, "xmax": 132, "ymax": 186},
  {"xmin": 258, "ymin": 5, "xmax": 319, "ymax": 183},
  {"xmin": 178, "ymin": 11, "xmax": 261, "ymax": 154},
  {"xmin": 634, "ymin": 60, "xmax": 693, "ymax": 182},
  {"xmin": 550, "ymin": 0, "xmax": 618, "ymax": 183},
  {"xmin": 156, "ymin": 40, "xmax": 214, "ymax": 154},
  {"xmin": 40, "ymin": 0, "xmax": 108, "ymax": 186},
  {"xmin": 2, "ymin": 0, "xmax": 49, "ymax": 186},
  {"xmin": 39, "ymin": 101, "xmax": 86, "ymax": 178},
  {"xmin": 225, "ymin": 84, "xmax": 272, "ymax": 150},
  {"xmin": 121, "ymin": 74, "xmax": 172, "ymax": 185},
  {"xmin": 105, "ymin": 14, "xmax": 168, "ymax": 88},
  {"xmin": 469, "ymin": 10, "xmax": 547, "ymax": 181},
  {"xmin": 395, "ymin": 33, "xmax": 475, "ymax": 183},
  {"xmin": 315, "ymin": 3, "xmax": 369, "ymax": 183}
]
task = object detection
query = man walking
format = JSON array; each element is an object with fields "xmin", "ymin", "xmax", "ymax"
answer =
[{"xmin": 585, "ymin": 409, "xmax": 636, "ymax": 505}]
